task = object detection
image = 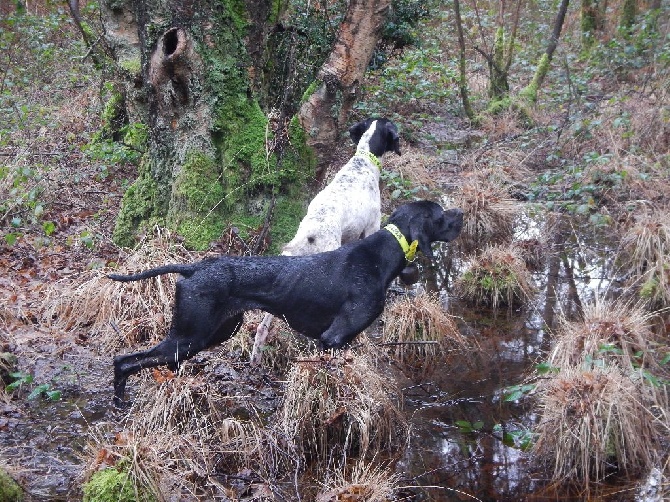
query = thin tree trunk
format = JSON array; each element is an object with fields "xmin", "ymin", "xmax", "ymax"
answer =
[
  {"xmin": 298, "ymin": 0, "xmax": 391, "ymax": 182},
  {"xmin": 520, "ymin": 0, "xmax": 570, "ymax": 103},
  {"xmin": 454, "ymin": 0, "xmax": 474, "ymax": 121}
]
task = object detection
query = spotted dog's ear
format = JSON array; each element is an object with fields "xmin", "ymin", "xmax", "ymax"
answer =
[
  {"xmin": 349, "ymin": 119, "xmax": 373, "ymax": 144},
  {"xmin": 384, "ymin": 121, "xmax": 401, "ymax": 156}
]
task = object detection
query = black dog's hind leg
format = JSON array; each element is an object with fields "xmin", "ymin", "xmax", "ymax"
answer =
[{"xmin": 113, "ymin": 313, "xmax": 244, "ymax": 406}]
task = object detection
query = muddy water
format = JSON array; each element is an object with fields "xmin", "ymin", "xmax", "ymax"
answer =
[
  {"xmin": 397, "ymin": 304, "xmax": 549, "ymax": 501},
  {"xmin": 396, "ymin": 215, "xmax": 632, "ymax": 501}
]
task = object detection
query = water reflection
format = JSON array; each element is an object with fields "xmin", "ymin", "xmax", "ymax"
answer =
[{"xmin": 399, "ymin": 211, "xmax": 628, "ymax": 500}]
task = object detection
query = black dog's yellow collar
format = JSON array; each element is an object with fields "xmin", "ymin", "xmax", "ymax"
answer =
[
  {"xmin": 356, "ymin": 150, "xmax": 381, "ymax": 170},
  {"xmin": 384, "ymin": 224, "xmax": 418, "ymax": 262}
]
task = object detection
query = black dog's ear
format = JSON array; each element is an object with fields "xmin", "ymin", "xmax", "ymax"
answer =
[
  {"xmin": 349, "ymin": 120, "xmax": 370, "ymax": 145},
  {"xmin": 385, "ymin": 122, "xmax": 401, "ymax": 156},
  {"xmin": 407, "ymin": 217, "xmax": 434, "ymax": 259}
]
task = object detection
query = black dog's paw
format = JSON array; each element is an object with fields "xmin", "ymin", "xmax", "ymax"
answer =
[{"xmin": 113, "ymin": 395, "xmax": 131, "ymax": 410}]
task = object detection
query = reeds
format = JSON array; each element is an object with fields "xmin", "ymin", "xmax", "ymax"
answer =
[
  {"xmin": 619, "ymin": 209, "xmax": 670, "ymax": 308},
  {"xmin": 278, "ymin": 351, "xmax": 408, "ymax": 470},
  {"xmin": 533, "ymin": 296, "xmax": 668, "ymax": 490},
  {"xmin": 451, "ymin": 172, "xmax": 522, "ymax": 253},
  {"xmin": 533, "ymin": 365, "xmax": 659, "ymax": 485}
]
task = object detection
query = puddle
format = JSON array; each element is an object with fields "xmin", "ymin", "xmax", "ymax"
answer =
[{"xmin": 396, "ymin": 212, "xmax": 647, "ymax": 501}]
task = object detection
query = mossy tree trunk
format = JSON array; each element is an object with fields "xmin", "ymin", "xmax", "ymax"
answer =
[
  {"xmin": 100, "ymin": 0, "xmax": 315, "ymax": 251},
  {"xmin": 520, "ymin": 0, "xmax": 570, "ymax": 103},
  {"xmin": 297, "ymin": 0, "xmax": 391, "ymax": 182},
  {"xmin": 473, "ymin": 0, "xmax": 523, "ymax": 108}
]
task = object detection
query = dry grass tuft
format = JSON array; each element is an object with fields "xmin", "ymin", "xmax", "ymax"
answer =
[
  {"xmin": 316, "ymin": 460, "xmax": 400, "ymax": 502},
  {"xmin": 455, "ymin": 244, "xmax": 535, "ymax": 309},
  {"xmin": 451, "ymin": 174, "xmax": 522, "ymax": 253},
  {"xmin": 380, "ymin": 292, "xmax": 469, "ymax": 373},
  {"xmin": 278, "ymin": 351, "xmax": 407, "ymax": 471},
  {"xmin": 533, "ymin": 365, "xmax": 660, "ymax": 487},
  {"xmin": 548, "ymin": 296, "xmax": 660, "ymax": 372},
  {"xmin": 229, "ymin": 311, "xmax": 319, "ymax": 373},
  {"xmin": 39, "ymin": 228, "xmax": 192, "ymax": 351},
  {"xmin": 619, "ymin": 209, "xmax": 670, "ymax": 308}
]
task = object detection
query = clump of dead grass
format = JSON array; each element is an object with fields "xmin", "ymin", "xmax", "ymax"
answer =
[
  {"xmin": 278, "ymin": 352, "xmax": 408, "ymax": 471},
  {"xmin": 39, "ymin": 228, "xmax": 192, "ymax": 351},
  {"xmin": 533, "ymin": 365, "xmax": 660, "ymax": 487},
  {"xmin": 451, "ymin": 174, "xmax": 522, "ymax": 253},
  {"xmin": 619, "ymin": 209, "xmax": 670, "ymax": 308},
  {"xmin": 455, "ymin": 244, "xmax": 535, "ymax": 309},
  {"xmin": 83, "ymin": 376, "xmax": 265, "ymax": 499},
  {"xmin": 380, "ymin": 292, "xmax": 469, "ymax": 373},
  {"xmin": 548, "ymin": 296, "xmax": 661, "ymax": 372},
  {"xmin": 316, "ymin": 460, "xmax": 400, "ymax": 502}
]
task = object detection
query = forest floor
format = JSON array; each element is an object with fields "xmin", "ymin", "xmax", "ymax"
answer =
[{"xmin": 2, "ymin": 3, "xmax": 670, "ymax": 502}]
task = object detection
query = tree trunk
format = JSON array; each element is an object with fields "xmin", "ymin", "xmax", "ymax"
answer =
[
  {"xmin": 581, "ymin": 0, "xmax": 603, "ymax": 48},
  {"xmin": 619, "ymin": 0, "xmax": 637, "ymax": 34},
  {"xmin": 297, "ymin": 0, "xmax": 391, "ymax": 182},
  {"xmin": 520, "ymin": 0, "xmax": 570, "ymax": 103},
  {"xmin": 100, "ymin": 0, "xmax": 315, "ymax": 250},
  {"xmin": 453, "ymin": 0, "xmax": 474, "ymax": 121}
]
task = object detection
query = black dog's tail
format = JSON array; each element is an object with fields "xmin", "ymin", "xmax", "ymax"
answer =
[{"xmin": 108, "ymin": 264, "xmax": 198, "ymax": 282}]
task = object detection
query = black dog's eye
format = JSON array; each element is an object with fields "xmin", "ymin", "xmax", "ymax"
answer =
[{"xmin": 308, "ymin": 236, "xmax": 315, "ymax": 244}]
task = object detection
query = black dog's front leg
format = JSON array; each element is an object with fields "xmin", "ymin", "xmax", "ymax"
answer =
[{"xmin": 319, "ymin": 302, "xmax": 384, "ymax": 350}]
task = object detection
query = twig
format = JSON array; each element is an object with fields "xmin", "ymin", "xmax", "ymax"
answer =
[{"xmin": 377, "ymin": 341, "xmax": 439, "ymax": 347}]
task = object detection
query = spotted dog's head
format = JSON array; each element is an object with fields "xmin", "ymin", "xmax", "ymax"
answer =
[{"xmin": 349, "ymin": 118, "xmax": 401, "ymax": 158}]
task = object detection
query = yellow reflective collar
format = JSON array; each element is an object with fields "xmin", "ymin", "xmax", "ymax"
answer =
[
  {"xmin": 356, "ymin": 150, "xmax": 382, "ymax": 170},
  {"xmin": 384, "ymin": 224, "xmax": 418, "ymax": 262}
]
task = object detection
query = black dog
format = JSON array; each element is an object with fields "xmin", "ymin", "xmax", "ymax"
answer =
[{"xmin": 109, "ymin": 201, "xmax": 463, "ymax": 404}]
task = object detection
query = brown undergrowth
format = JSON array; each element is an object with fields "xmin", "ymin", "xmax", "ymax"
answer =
[
  {"xmin": 380, "ymin": 291, "xmax": 470, "ymax": 375},
  {"xmin": 534, "ymin": 296, "xmax": 669, "ymax": 490},
  {"xmin": 39, "ymin": 228, "xmax": 192, "ymax": 351}
]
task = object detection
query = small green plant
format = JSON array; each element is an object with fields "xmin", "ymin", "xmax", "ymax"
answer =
[
  {"xmin": 503, "ymin": 383, "xmax": 535, "ymax": 402},
  {"xmin": 381, "ymin": 170, "xmax": 424, "ymax": 200},
  {"xmin": 6, "ymin": 372, "xmax": 61, "ymax": 401},
  {"xmin": 0, "ymin": 468, "xmax": 22, "ymax": 502},
  {"xmin": 493, "ymin": 424, "xmax": 534, "ymax": 451},
  {"xmin": 455, "ymin": 420, "xmax": 484, "ymax": 433},
  {"xmin": 82, "ymin": 467, "xmax": 137, "ymax": 502},
  {"xmin": 5, "ymin": 372, "xmax": 33, "ymax": 392}
]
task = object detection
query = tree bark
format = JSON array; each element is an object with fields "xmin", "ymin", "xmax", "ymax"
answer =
[
  {"xmin": 453, "ymin": 0, "xmax": 474, "ymax": 121},
  {"xmin": 298, "ymin": 0, "xmax": 391, "ymax": 182},
  {"xmin": 100, "ymin": 0, "xmax": 315, "ymax": 250}
]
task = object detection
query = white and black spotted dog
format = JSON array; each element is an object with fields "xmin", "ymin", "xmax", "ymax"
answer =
[
  {"xmin": 251, "ymin": 117, "xmax": 401, "ymax": 363},
  {"xmin": 282, "ymin": 117, "xmax": 401, "ymax": 255}
]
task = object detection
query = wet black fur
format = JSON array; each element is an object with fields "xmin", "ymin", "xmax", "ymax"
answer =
[{"xmin": 109, "ymin": 201, "xmax": 463, "ymax": 405}]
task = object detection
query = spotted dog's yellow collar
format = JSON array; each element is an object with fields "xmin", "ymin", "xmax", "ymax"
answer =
[
  {"xmin": 384, "ymin": 224, "xmax": 418, "ymax": 262},
  {"xmin": 355, "ymin": 150, "xmax": 382, "ymax": 170}
]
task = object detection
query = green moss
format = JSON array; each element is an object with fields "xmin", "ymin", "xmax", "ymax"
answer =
[
  {"xmin": 300, "ymin": 80, "xmax": 320, "ymax": 106},
  {"xmin": 99, "ymin": 90, "xmax": 126, "ymax": 140},
  {"xmin": 0, "ymin": 468, "xmax": 22, "ymax": 502},
  {"xmin": 520, "ymin": 53, "xmax": 550, "ymax": 104},
  {"xmin": 82, "ymin": 465, "xmax": 155, "ymax": 502},
  {"xmin": 169, "ymin": 151, "xmax": 226, "ymax": 250},
  {"xmin": 113, "ymin": 159, "xmax": 159, "ymax": 248},
  {"xmin": 118, "ymin": 57, "xmax": 141, "ymax": 76},
  {"xmin": 268, "ymin": 192, "xmax": 307, "ymax": 253}
]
